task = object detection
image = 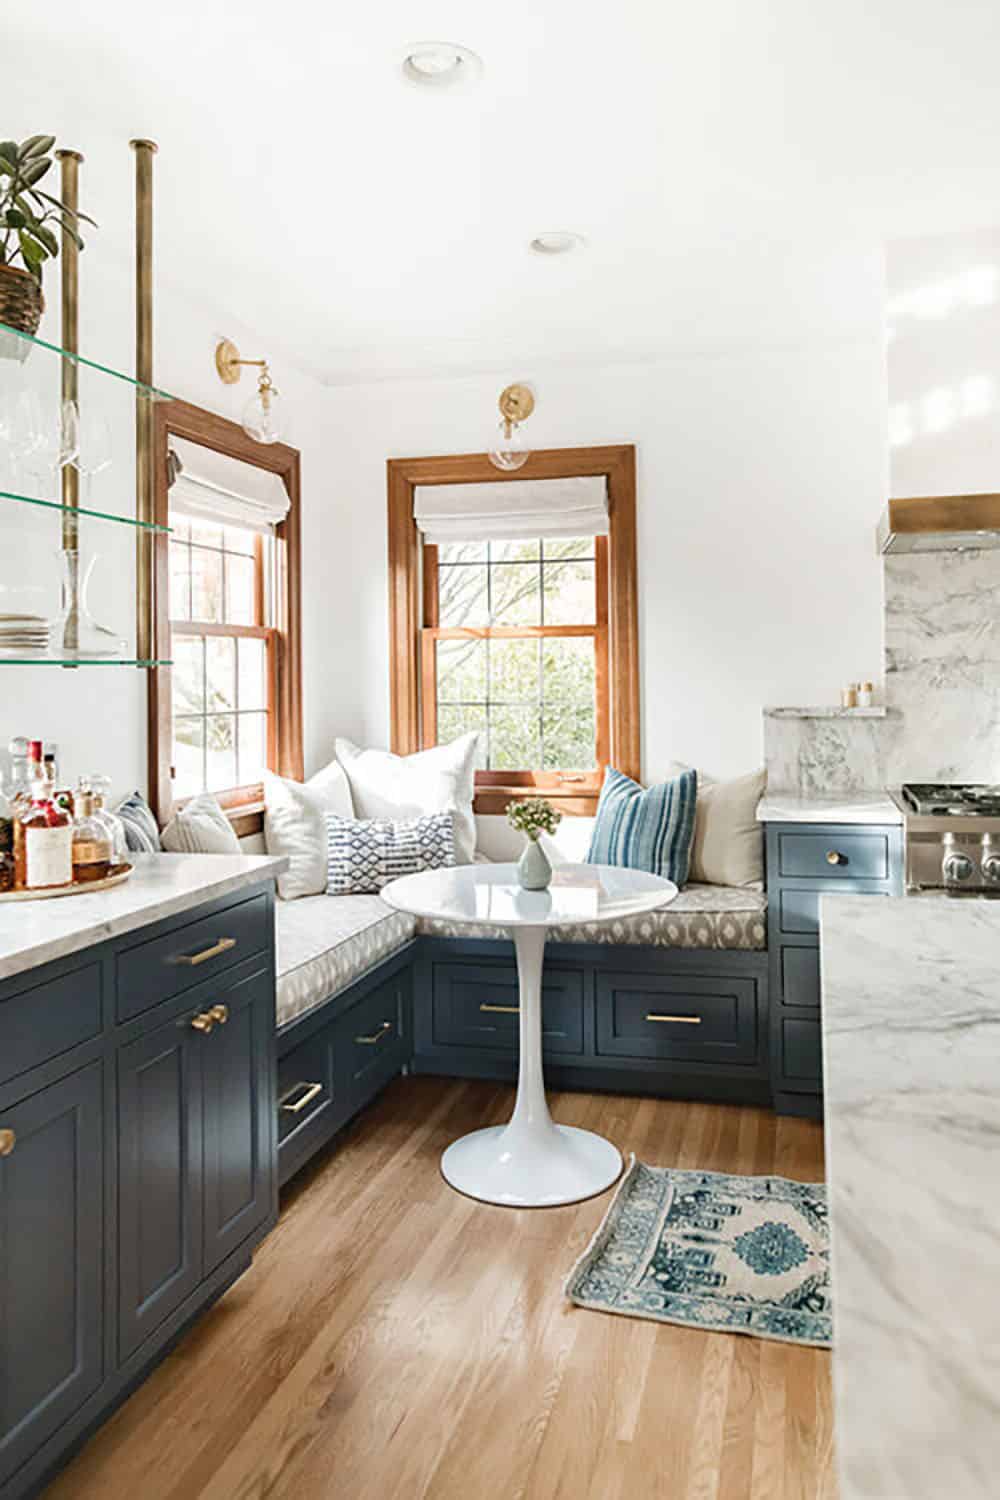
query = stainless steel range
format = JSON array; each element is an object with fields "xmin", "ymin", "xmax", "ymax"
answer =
[{"xmin": 892, "ymin": 783, "xmax": 1000, "ymax": 892}]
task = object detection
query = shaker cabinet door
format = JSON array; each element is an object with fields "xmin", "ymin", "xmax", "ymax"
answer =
[
  {"xmin": 0, "ymin": 1062, "xmax": 104, "ymax": 1487},
  {"xmin": 118, "ymin": 1015, "xmax": 204, "ymax": 1362},
  {"xmin": 202, "ymin": 967, "xmax": 275, "ymax": 1275}
]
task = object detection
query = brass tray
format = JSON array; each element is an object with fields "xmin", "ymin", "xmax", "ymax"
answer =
[{"xmin": 0, "ymin": 863, "xmax": 134, "ymax": 902}]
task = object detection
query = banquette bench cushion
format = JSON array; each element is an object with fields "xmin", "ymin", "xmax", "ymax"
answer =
[{"xmin": 274, "ymin": 883, "xmax": 767, "ymax": 1031}]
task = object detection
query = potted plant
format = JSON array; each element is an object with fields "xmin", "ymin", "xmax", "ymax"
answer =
[
  {"xmin": 507, "ymin": 796, "xmax": 562, "ymax": 890},
  {"xmin": 0, "ymin": 136, "xmax": 95, "ymax": 338}
]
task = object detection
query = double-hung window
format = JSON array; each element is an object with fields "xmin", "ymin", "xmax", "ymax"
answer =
[{"xmin": 388, "ymin": 452, "xmax": 639, "ymax": 816}]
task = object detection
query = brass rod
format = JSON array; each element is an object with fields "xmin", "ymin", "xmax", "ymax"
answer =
[
  {"xmin": 56, "ymin": 150, "xmax": 82, "ymax": 554},
  {"xmin": 131, "ymin": 138, "xmax": 157, "ymax": 663}
]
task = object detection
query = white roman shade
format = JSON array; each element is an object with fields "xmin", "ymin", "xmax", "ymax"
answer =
[
  {"xmin": 414, "ymin": 476, "xmax": 609, "ymax": 544},
  {"xmin": 168, "ymin": 436, "xmax": 290, "ymax": 533}
]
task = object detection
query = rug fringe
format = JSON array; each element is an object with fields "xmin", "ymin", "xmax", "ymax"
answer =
[{"xmin": 563, "ymin": 1153, "xmax": 640, "ymax": 1304}]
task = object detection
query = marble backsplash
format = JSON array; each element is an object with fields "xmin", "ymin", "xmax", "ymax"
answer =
[{"xmin": 765, "ymin": 548, "xmax": 1000, "ymax": 791}]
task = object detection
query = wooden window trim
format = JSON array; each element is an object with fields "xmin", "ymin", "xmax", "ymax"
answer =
[
  {"xmin": 387, "ymin": 445, "xmax": 639, "ymax": 815},
  {"xmin": 150, "ymin": 399, "xmax": 303, "ymax": 836}
]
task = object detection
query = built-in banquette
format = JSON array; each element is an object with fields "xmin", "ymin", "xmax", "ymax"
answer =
[{"xmin": 0, "ymin": 855, "xmax": 283, "ymax": 1500}]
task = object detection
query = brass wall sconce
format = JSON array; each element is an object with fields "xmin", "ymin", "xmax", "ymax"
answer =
[
  {"xmin": 488, "ymin": 382, "xmax": 535, "ymax": 471},
  {"xmin": 215, "ymin": 337, "xmax": 282, "ymax": 444}
]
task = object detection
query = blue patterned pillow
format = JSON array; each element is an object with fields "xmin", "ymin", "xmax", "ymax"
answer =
[
  {"xmin": 326, "ymin": 812, "xmax": 455, "ymax": 895},
  {"xmin": 115, "ymin": 790, "xmax": 161, "ymax": 853},
  {"xmin": 586, "ymin": 767, "xmax": 697, "ymax": 884}
]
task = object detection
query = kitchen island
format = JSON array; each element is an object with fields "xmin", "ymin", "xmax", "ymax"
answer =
[{"xmin": 821, "ymin": 893, "xmax": 1000, "ymax": 1500}]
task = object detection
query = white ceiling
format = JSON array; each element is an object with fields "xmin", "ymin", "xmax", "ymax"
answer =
[{"xmin": 8, "ymin": 0, "xmax": 1000, "ymax": 384}]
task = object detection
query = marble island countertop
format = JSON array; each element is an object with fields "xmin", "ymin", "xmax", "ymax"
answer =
[
  {"xmin": 821, "ymin": 894, "xmax": 1000, "ymax": 1500},
  {"xmin": 0, "ymin": 852, "xmax": 287, "ymax": 982},
  {"xmin": 756, "ymin": 790, "xmax": 903, "ymax": 825}
]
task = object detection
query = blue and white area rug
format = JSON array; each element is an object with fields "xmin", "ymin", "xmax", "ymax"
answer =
[{"xmin": 565, "ymin": 1159, "xmax": 831, "ymax": 1348}]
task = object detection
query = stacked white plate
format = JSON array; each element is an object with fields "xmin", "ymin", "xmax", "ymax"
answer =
[{"xmin": 0, "ymin": 613, "xmax": 51, "ymax": 654}]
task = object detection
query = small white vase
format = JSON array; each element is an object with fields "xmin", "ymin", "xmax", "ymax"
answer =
[{"xmin": 517, "ymin": 836, "xmax": 551, "ymax": 891}]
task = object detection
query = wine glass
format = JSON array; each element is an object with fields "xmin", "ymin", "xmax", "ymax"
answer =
[{"xmin": 74, "ymin": 407, "xmax": 113, "ymax": 505}]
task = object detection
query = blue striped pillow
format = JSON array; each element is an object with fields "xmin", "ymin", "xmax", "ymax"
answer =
[{"xmin": 585, "ymin": 767, "xmax": 697, "ymax": 884}]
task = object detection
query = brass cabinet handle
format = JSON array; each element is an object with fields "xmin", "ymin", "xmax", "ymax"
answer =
[
  {"xmin": 480, "ymin": 1003, "xmax": 519, "ymax": 1015},
  {"xmin": 646, "ymin": 1013, "xmax": 702, "ymax": 1025},
  {"xmin": 280, "ymin": 1082, "xmax": 323, "ymax": 1114},
  {"xmin": 355, "ymin": 1021, "xmax": 393, "ymax": 1045},
  {"xmin": 0, "ymin": 1129, "xmax": 15, "ymax": 1157},
  {"xmin": 190, "ymin": 1012, "xmax": 214, "ymax": 1033},
  {"xmin": 207, "ymin": 1003, "xmax": 229, "ymax": 1026},
  {"xmin": 177, "ymin": 937, "xmax": 237, "ymax": 967},
  {"xmin": 826, "ymin": 850, "xmax": 846, "ymax": 866}
]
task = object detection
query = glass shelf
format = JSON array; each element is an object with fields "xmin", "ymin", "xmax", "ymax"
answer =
[
  {"xmin": 0, "ymin": 321, "xmax": 175, "ymax": 402},
  {"xmin": 0, "ymin": 656, "xmax": 172, "ymax": 667},
  {"xmin": 0, "ymin": 489, "xmax": 171, "ymax": 533}
]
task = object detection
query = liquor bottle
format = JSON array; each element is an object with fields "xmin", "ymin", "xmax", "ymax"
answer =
[
  {"xmin": 27, "ymin": 739, "xmax": 44, "ymax": 789},
  {"xmin": 89, "ymin": 777, "xmax": 127, "ymax": 863},
  {"xmin": 0, "ymin": 782, "xmax": 14, "ymax": 893},
  {"xmin": 43, "ymin": 742, "xmax": 58, "ymax": 784},
  {"xmin": 6, "ymin": 737, "xmax": 31, "ymax": 813},
  {"xmin": 71, "ymin": 792, "xmax": 113, "ymax": 883},
  {"xmin": 13, "ymin": 776, "xmax": 73, "ymax": 890}
]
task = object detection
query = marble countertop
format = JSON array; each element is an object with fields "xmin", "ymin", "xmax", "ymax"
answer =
[
  {"xmin": 756, "ymin": 791, "xmax": 903, "ymax": 825},
  {"xmin": 820, "ymin": 894, "xmax": 1000, "ymax": 1500},
  {"xmin": 0, "ymin": 852, "xmax": 287, "ymax": 982}
]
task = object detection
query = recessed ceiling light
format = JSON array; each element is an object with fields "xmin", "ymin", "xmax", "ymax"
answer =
[
  {"xmin": 529, "ymin": 232, "xmax": 585, "ymax": 256},
  {"xmin": 402, "ymin": 42, "xmax": 483, "ymax": 89}
]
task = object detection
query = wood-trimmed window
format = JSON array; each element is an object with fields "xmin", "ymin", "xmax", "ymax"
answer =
[
  {"xmin": 150, "ymin": 400, "xmax": 303, "ymax": 835},
  {"xmin": 388, "ymin": 446, "xmax": 639, "ymax": 816}
]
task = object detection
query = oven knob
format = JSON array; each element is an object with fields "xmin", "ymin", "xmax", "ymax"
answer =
[
  {"xmin": 942, "ymin": 850, "xmax": 975, "ymax": 884},
  {"xmin": 983, "ymin": 854, "xmax": 1000, "ymax": 885}
]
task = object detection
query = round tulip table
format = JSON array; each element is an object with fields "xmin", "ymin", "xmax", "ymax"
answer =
[{"xmin": 381, "ymin": 862, "xmax": 678, "ymax": 1208}]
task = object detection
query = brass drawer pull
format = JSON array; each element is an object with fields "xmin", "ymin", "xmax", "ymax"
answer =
[
  {"xmin": 646, "ymin": 1013, "xmax": 702, "ymax": 1025},
  {"xmin": 0, "ymin": 1129, "xmax": 15, "ymax": 1157},
  {"xmin": 177, "ymin": 937, "xmax": 237, "ymax": 967},
  {"xmin": 280, "ymin": 1082, "xmax": 323, "ymax": 1115},
  {"xmin": 207, "ymin": 1003, "xmax": 229, "ymax": 1026},
  {"xmin": 480, "ymin": 1003, "xmax": 519, "ymax": 1014},
  {"xmin": 355, "ymin": 1021, "xmax": 393, "ymax": 1045},
  {"xmin": 190, "ymin": 1011, "xmax": 215, "ymax": 1033},
  {"xmin": 826, "ymin": 850, "xmax": 846, "ymax": 866}
]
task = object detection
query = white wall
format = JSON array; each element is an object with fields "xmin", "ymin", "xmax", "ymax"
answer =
[
  {"xmin": 323, "ymin": 303, "xmax": 888, "ymax": 855},
  {"xmin": 888, "ymin": 227, "xmax": 1000, "ymax": 497}
]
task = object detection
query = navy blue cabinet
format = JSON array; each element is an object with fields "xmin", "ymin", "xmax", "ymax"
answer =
[
  {"xmin": 766, "ymin": 821, "xmax": 903, "ymax": 1116},
  {"xmin": 0, "ymin": 1063, "xmax": 104, "ymax": 1489},
  {"xmin": 0, "ymin": 880, "xmax": 277, "ymax": 1500}
]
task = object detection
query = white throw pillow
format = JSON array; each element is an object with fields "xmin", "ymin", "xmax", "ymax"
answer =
[
  {"xmin": 161, "ymin": 793, "xmax": 241, "ymax": 855},
  {"xmin": 668, "ymin": 763, "xmax": 766, "ymax": 889},
  {"xmin": 263, "ymin": 760, "xmax": 355, "ymax": 899},
  {"xmin": 335, "ymin": 734, "xmax": 479, "ymax": 865}
]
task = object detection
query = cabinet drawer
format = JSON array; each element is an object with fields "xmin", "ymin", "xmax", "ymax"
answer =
[
  {"xmin": 776, "ymin": 831, "xmax": 890, "ymax": 882},
  {"xmin": 781, "ymin": 1017, "xmax": 823, "ymax": 1086},
  {"xmin": 277, "ymin": 1030, "xmax": 336, "ymax": 1147},
  {"xmin": 779, "ymin": 946, "xmax": 821, "ymax": 1009},
  {"xmin": 338, "ymin": 972, "xmax": 410, "ymax": 1110},
  {"xmin": 117, "ymin": 893, "xmax": 269, "ymax": 1022},
  {"xmin": 596, "ymin": 972, "xmax": 759, "ymax": 1066},
  {"xmin": 777, "ymin": 886, "xmax": 889, "ymax": 937},
  {"xmin": 0, "ymin": 963, "xmax": 102, "ymax": 1088},
  {"xmin": 430, "ymin": 961, "xmax": 584, "ymax": 1056}
]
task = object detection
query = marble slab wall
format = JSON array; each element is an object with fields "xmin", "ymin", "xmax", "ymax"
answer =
[{"xmin": 765, "ymin": 548, "xmax": 1000, "ymax": 791}]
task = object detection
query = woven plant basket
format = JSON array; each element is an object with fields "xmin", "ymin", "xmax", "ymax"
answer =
[{"xmin": 0, "ymin": 265, "xmax": 44, "ymax": 336}]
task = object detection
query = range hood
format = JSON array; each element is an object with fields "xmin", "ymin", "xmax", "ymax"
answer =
[{"xmin": 877, "ymin": 493, "xmax": 1000, "ymax": 554}]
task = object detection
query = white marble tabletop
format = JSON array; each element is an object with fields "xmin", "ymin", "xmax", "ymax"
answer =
[
  {"xmin": 381, "ymin": 862, "xmax": 677, "ymax": 928},
  {"xmin": 821, "ymin": 893, "xmax": 1000, "ymax": 1500},
  {"xmin": 0, "ymin": 852, "xmax": 287, "ymax": 982},
  {"xmin": 756, "ymin": 791, "xmax": 903, "ymax": 825}
]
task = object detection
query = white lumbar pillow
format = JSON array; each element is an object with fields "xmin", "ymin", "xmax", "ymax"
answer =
[
  {"xmin": 668, "ymin": 762, "xmax": 767, "ymax": 889},
  {"xmin": 335, "ymin": 733, "xmax": 479, "ymax": 865},
  {"xmin": 263, "ymin": 759, "xmax": 355, "ymax": 900},
  {"xmin": 161, "ymin": 792, "xmax": 241, "ymax": 855}
]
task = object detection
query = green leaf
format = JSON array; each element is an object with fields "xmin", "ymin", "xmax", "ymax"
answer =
[
  {"xmin": 0, "ymin": 142, "xmax": 18, "ymax": 168},
  {"xmin": 20, "ymin": 158, "xmax": 51, "ymax": 187},
  {"xmin": 0, "ymin": 155, "xmax": 16, "ymax": 177},
  {"xmin": 19, "ymin": 134, "xmax": 56, "ymax": 159},
  {"xmin": 32, "ymin": 189, "xmax": 97, "ymax": 227},
  {"xmin": 18, "ymin": 231, "xmax": 47, "ymax": 266},
  {"xmin": 5, "ymin": 208, "xmax": 25, "ymax": 229},
  {"xmin": 31, "ymin": 222, "xmax": 58, "ymax": 256}
]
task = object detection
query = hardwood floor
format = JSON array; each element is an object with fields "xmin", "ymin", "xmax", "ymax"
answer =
[{"xmin": 45, "ymin": 1078, "xmax": 835, "ymax": 1500}]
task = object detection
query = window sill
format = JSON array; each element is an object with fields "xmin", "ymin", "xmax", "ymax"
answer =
[{"xmin": 473, "ymin": 787, "xmax": 599, "ymax": 817}]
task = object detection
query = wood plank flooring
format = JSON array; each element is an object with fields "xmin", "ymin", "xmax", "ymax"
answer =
[{"xmin": 45, "ymin": 1078, "xmax": 835, "ymax": 1500}]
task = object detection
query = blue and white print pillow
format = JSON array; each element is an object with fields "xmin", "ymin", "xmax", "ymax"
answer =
[
  {"xmin": 585, "ymin": 766, "xmax": 697, "ymax": 885},
  {"xmin": 326, "ymin": 812, "xmax": 455, "ymax": 895}
]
